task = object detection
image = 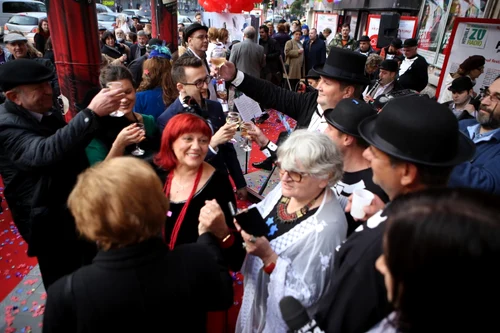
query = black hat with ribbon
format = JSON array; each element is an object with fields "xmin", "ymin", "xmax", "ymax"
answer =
[{"xmin": 313, "ymin": 47, "xmax": 369, "ymax": 85}]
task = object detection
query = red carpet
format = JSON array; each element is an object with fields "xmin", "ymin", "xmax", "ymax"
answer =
[{"xmin": 0, "ymin": 181, "xmax": 38, "ymax": 302}]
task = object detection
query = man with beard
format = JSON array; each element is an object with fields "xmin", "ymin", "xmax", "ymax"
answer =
[
  {"xmin": 129, "ymin": 30, "xmax": 149, "ymax": 62},
  {"xmin": 448, "ymin": 76, "xmax": 500, "ymax": 194}
]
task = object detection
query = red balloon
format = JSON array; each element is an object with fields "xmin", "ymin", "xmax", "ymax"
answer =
[
  {"xmin": 242, "ymin": 2, "xmax": 254, "ymax": 11},
  {"xmin": 327, "ymin": 0, "xmax": 333, "ymax": 2}
]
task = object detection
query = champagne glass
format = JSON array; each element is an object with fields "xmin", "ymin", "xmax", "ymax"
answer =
[
  {"xmin": 211, "ymin": 48, "xmax": 227, "ymax": 79},
  {"xmin": 106, "ymin": 81, "xmax": 125, "ymax": 117},
  {"xmin": 226, "ymin": 111, "xmax": 241, "ymax": 144},
  {"xmin": 131, "ymin": 122, "xmax": 145, "ymax": 156},
  {"xmin": 239, "ymin": 122, "xmax": 253, "ymax": 152}
]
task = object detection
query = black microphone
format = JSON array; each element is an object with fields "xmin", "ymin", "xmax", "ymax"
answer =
[{"xmin": 279, "ymin": 296, "xmax": 325, "ymax": 333}]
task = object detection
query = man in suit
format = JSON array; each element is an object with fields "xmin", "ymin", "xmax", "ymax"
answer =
[
  {"xmin": 303, "ymin": 28, "xmax": 326, "ymax": 73},
  {"xmin": 157, "ymin": 56, "xmax": 248, "ymax": 200},
  {"xmin": 229, "ymin": 26, "xmax": 265, "ymax": 79},
  {"xmin": 0, "ymin": 59, "xmax": 125, "ymax": 289},
  {"xmin": 129, "ymin": 30, "xmax": 149, "ymax": 62},
  {"xmin": 363, "ymin": 59, "xmax": 404, "ymax": 103},
  {"xmin": 398, "ymin": 38, "xmax": 428, "ymax": 92},
  {"xmin": 128, "ymin": 38, "xmax": 164, "ymax": 88},
  {"xmin": 181, "ymin": 23, "xmax": 217, "ymax": 101}
]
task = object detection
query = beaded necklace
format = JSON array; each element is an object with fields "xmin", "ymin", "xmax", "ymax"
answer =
[{"xmin": 276, "ymin": 189, "xmax": 325, "ymax": 223}]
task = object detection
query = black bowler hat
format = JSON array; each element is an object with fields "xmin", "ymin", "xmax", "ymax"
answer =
[
  {"xmin": 448, "ymin": 76, "xmax": 473, "ymax": 93},
  {"xmin": 403, "ymin": 38, "xmax": 418, "ymax": 48},
  {"xmin": 391, "ymin": 38, "xmax": 402, "ymax": 49},
  {"xmin": 358, "ymin": 95, "xmax": 475, "ymax": 166},
  {"xmin": 324, "ymin": 98, "xmax": 376, "ymax": 137},
  {"xmin": 306, "ymin": 69, "xmax": 320, "ymax": 79},
  {"xmin": 313, "ymin": 48, "xmax": 370, "ymax": 85},
  {"xmin": 359, "ymin": 35, "xmax": 370, "ymax": 42},
  {"xmin": 379, "ymin": 59, "xmax": 399, "ymax": 72},
  {"xmin": 183, "ymin": 23, "xmax": 208, "ymax": 39},
  {"xmin": 0, "ymin": 59, "xmax": 53, "ymax": 92}
]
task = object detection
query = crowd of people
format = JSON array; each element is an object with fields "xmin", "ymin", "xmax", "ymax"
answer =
[{"xmin": 0, "ymin": 13, "xmax": 499, "ymax": 333}]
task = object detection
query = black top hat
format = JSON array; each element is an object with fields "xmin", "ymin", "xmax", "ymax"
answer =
[
  {"xmin": 313, "ymin": 48, "xmax": 370, "ymax": 85},
  {"xmin": 324, "ymin": 98, "xmax": 376, "ymax": 137},
  {"xmin": 306, "ymin": 69, "xmax": 320, "ymax": 79},
  {"xmin": 358, "ymin": 95, "xmax": 475, "ymax": 166},
  {"xmin": 183, "ymin": 23, "xmax": 208, "ymax": 39},
  {"xmin": 0, "ymin": 59, "xmax": 53, "ymax": 92},
  {"xmin": 390, "ymin": 38, "xmax": 403, "ymax": 49},
  {"xmin": 379, "ymin": 59, "xmax": 399, "ymax": 72},
  {"xmin": 448, "ymin": 76, "xmax": 473, "ymax": 93},
  {"xmin": 359, "ymin": 35, "xmax": 370, "ymax": 42},
  {"xmin": 403, "ymin": 38, "xmax": 418, "ymax": 48}
]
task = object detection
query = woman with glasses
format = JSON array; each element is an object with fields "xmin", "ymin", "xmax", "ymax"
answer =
[
  {"xmin": 85, "ymin": 65, "xmax": 160, "ymax": 165},
  {"xmin": 236, "ymin": 130, "xmax": 347, "ymax": 332}
]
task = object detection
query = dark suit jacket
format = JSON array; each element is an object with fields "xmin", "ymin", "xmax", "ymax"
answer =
[
  {"xmin": 129, "ymin": 43, "xmax": 147, "ymax": 62},
  {"xmin": 398, "ymin": 54, "xmax": 429, "ymax": 92},
  {"xmin": 157, "ymin": 98, "xmax": 246, "ymax": 189},
  {"xmin": 43, "ymin": 236, "xmax": 234, "ymax": 333}
]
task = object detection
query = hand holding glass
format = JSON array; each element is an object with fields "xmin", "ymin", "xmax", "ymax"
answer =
[
  {"xmin": 105, "ymin": 82, "xmax": 125, "ymax": 117},
  {"xmin": 131, "ymin": 123, "xmax": 145, "ymax": 156}
]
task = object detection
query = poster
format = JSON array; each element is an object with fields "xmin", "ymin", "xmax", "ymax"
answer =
[
  {"xmin": 417, "ymin": 0, "xmax": 450, "ymax": 65},
  {"xmin": 203, "ymin": 12, "xmax": 259, "ymax": 42},
  {"xmin": 366, "ymin": 15, "xmax": 418, "ymax": 50},
  {"xmin": 314, "ymin": 13, "xmax": 338, "ymax": 40},
  {"xmin": 436, "ymin": 18, "xmax": 500, "ymax": 101}
]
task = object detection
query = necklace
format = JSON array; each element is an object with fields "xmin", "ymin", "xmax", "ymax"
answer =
[
  {"xmin": 172, "ymin": 177, "xmax": 190, "ymax": 193},
  {"xmin": 276, "ymin": 189, "xmax": 325, "ymax": 224}
]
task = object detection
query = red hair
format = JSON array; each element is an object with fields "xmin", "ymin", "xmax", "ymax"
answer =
[{"xmin": 154, "ymin": 113, "xmax": 212, "ymax": 171}]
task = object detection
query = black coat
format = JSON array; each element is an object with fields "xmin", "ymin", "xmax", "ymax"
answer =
[
  {"xmin": 398, "ymin": 54, "xmax": 429, "ymax": 92},
  {"xmin": 0, "ymin": 102, "xmax": 100, "ymax": 255},
  {"xmin": 236, "ymin": 73, "xmax": 319, "ymax": 128},
  {"xmin": 129, "ymin": 43, "xmax": 147, "ymax": 62},
  {"xmin": 43, "ymin": 235, "xmax": 234, "ymax": 333}
]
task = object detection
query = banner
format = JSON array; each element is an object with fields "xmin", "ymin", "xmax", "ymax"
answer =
[
  {"xmin": 203, "ymin": 12, "xmax": 260, "ymax": 42},
  {"xmin": 436, "ymin": 18, "xmax": 500, "ymax": 101},
  {"xmin": 314, "ymin": 13, "xmax": 338, "ymax": 41},
  {"xmin": 366, "ymin": 15, "xmax": 418, "ymax": 51}
]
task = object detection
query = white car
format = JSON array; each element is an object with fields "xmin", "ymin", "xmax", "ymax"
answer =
[
  {"xmin": 97, "ymin": 13, "xmax": 117, "ymax": 31},
  {"xmin": 3, "ymin": 12, "xmax": 46, "ymax": 45},
  {"xmin": 178, "ymin": 14, "xmax": 193, "ymax": 28}
]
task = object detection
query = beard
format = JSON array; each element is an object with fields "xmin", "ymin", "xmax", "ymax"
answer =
[{"xmin": 477, "ymin": 103, "xmax": 500, "ymax": 130}]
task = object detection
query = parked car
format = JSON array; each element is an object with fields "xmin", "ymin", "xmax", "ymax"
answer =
[
  {"xmin": 0, "ymin": 0, "xmax": 45, "ymax": 39},
  {"xmin": 97, "ymin": 13, "xmax": 117, "ymax": 31},
  {"xmin": 3, "ymin": 12, "xmax": 46, "ymax": 45},
  {"xmin": 96, "ymin": 3, "xmax": 115, "ymax": 15},
  {"xmin": 122, "ymin": 8, "xmax": 151, "ymax": 19},
  {"xmin": 178, "ymin": 14, "xmax": 193, "ymax": 28}
]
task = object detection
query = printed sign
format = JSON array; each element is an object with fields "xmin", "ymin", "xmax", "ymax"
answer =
[{"xmin": 459, "ymin": 24, "xmax": 488, "ymax": 49}]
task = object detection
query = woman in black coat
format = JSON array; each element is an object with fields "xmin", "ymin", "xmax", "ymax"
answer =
[{"xmin": 43, "ymin": 157, "xmax": 234, "ymax": 333}]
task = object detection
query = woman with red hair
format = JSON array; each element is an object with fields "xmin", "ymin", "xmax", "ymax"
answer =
[{"xmin": 155, "ymin": 113, "xmax": 245, "ymax": 272}]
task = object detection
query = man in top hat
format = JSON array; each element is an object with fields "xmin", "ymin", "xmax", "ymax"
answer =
[
  {"xmin": 377, "ymin": 38, "xmax": 403, "ymax": 62},
  {"xmin": 398, "ymin": 38, "xmax": 428, "ymax": 92},
  {"xmin": 181, "ymin": 22, "xmax": 217, "ymax": 101},
  {"xmin": 0, "ymin": 59, "xmax": 125, "ymax": 289},
  {"xmin": 219, "ymin": 46, "xmax": 369, "ymax": 170},
  {"xmin": 363, "ymin": 59, "xmax": 404, "ymax": 102},
  {"xmin": 315, "ymin": 95, "xmax": 475, "ymax": 333},
  {"xmin": 355, "ymin": 35, "xmax": 375, "ymax": 57},
  {"xmin": 448, "ymin": 75, "xmax": 500, "ymax": 195},
  {"xmin": 441, "ymin": 76, "xmax": 477, "ymax": 120},
  {"xmin": 323, "ymin": 99, "xmax": 389, "ymax": 236}
]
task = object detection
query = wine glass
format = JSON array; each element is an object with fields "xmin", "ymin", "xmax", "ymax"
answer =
[
  {"xmin": 131, "ymin": 122, "xmax": 145, "ymax": 156},
  {"xmin": 226, "ymin": 111, "xmax": 241, "ymax": 144},
  {"xmin": 106, "ymin": 81, "xmax": 125, "ymax": 117},
  {"xmin": 239, "ymin": 122, "xmax": 253, "ymax": 152},
  {"xmin": 211, "ymin": 48, "xmax": 227, "ymax": 79}
]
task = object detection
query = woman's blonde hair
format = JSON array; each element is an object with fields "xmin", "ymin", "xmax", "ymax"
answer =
[
  {"xmin": 208, "ymin": 27, "xmax": 219, "ymax": 42},
  {"xmin": 68, "ymin": 157, "xmax": 168, "ymax": 250}
]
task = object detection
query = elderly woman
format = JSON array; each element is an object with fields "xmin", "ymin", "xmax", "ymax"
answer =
[
  {"xmin": 370, "ymin": 188, "xmax": 500, "ymax": 333},
  {"xmin": 154, "ymin": 113, "xmax": 246, "ymax": 271},
  {"xmin": 438, "ymin": 55, "xmax": 485, "ymax": 103},
  {"xmin": 86, "ymin": 65, "xmax": 159, "ymax": 165},
  {"xmin": 236, "ymin": 130, "xmax": 347, "ymax": 332},
  {"xmin": 284, "ymin": 30, "xmax": 305, "ymax": 91},
  {"xmin": 101, "ymin": 31, "xmax": 129, "ymax": 65},
  {"xmin": 134, "ymin": 46, "xmax": 177, "ymax": 119},
  {"xmin": 43, "ymin": 157, "xmax": 234, "ymax": 333}
]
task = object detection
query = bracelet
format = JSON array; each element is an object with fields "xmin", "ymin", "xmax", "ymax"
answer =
[
  {"xmin": 262, "ymin": 261, "xmax": 276, "ymax": 275},
  {"xmin": 219, "ymin": 233, "xmax": 234, "ymax": 249}
]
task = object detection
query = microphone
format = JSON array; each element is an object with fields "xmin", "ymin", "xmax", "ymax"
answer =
[{"xmin": 279, "ymin": 296, "xmax": 325, "ymax": 333}]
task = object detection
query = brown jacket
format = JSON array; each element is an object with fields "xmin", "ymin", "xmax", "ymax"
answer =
[{"xmin": 284, "ymin": 39, "xmax": 304, "ymax": 80}]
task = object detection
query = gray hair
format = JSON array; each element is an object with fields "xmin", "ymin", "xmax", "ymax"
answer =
[
  {"xmin": 137, "ymin": 30, "xmax": 147, "ymax": 37},
  {"xmin": 243, "ymin": 26, "xmax": 256, "ymax": 40},
  {"xmin": 277, "ymin": 130, "xmax": 344, "ymax": 185},
  {"xmin": 366, "ymin": 54, "xmax": 383, "ymax": 68}
]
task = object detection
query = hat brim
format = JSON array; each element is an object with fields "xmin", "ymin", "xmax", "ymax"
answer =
[
  {"xmin": 358, "ymin": 115, "xmax": 476, "ymax": 167},
  {"xmin": 313, "ymin": 64, "xmax": 370, "ymax": 86},
  {"xmin": 324, "ymin": 117, "xmax": 360, "ymax": 138},
  {"xmin": 185, "ymin": 26, "xmax": 208, "ymax": 39}
]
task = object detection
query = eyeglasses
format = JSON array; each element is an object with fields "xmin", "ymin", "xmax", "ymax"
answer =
[
  {"xmin": 276, "ymin": 162, "xmax": 308, "ymax": 182},
  {"xmin": 192, "ymin": 35, "xmax": 208, "ymax": 40},
  {"xmin": 181, "ymin": 75, "xmax": 212, "ymax": 89},
  {"xmin": 483, "ymin": 88, "xmax": 500, "ymax": 104}
]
